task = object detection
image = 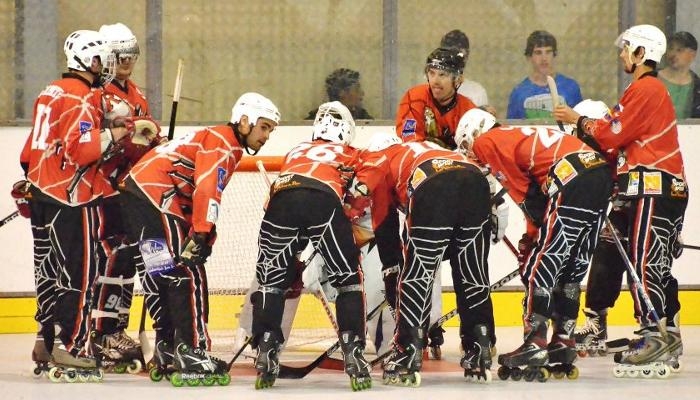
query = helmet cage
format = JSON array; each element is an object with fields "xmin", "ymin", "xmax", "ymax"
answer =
[{"xmin": 311, "ymin": 101, "xmax": 356, "ymax": 145}]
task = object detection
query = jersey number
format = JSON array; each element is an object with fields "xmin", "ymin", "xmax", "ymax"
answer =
[
  {"xmin": 520, "ymin": 126, "xmax": 564, "ymax": 148},
  {"xmin": 30, "ymin": 104, "xmax": 52, "ymax": 150}
]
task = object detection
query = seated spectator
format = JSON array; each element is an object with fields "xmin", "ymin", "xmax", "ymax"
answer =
[
  {"xmin": 507, "ymin": 30, "xmax": 582, "ymax": 119},
  {"xmin": 305, "ymin": 68, "xmax": 373, "ymax": 120},
  {"xmin": 439, "ymin": 29, "xmax": 492, "ymax": 111},
  {"xmin": 658, "ymin": 31, "xmax": 700, "ymax": 118}
]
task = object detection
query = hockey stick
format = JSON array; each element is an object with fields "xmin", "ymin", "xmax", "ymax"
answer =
[
  {"xmin": 546, "ymin": 75, "xmax": 566, "ymax": 132},
  {"xmin": 226, "ymin": 336, "xmax": 252, "ymax": 371},
  {"xmin": 0, "ymin": 210, "xmax": 20, "ymax": 228},
  {"xmin": 604, "ymin": 217, "xmax": 667, "ymax": 336},
  {"xmin": 278, "ymin": 300, "xmax": 388, "ymax": 379},
  {"xmin": 137, "ymin": 294, "xmax": 151, "ymax": 370},
  {"xmin": 167, "ymin": 59, "xmax": 184, "ymax": 140},
  {"xmin": 426, "ymin": 235, "xmax": 521, "ymax": 334},
  {"xmin": 682, "ymin": 243, "xmax": 700, "ymax": 251}
]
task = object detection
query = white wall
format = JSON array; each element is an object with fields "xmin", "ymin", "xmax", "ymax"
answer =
[{"xmin": 2, "ymin": 124, "xmax": 699, "ymax": 293}]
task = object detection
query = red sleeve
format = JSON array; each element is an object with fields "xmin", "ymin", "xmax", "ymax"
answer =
[{"xmin": 395, "ymin": 86, "xmax": 427, "ymax": 142}]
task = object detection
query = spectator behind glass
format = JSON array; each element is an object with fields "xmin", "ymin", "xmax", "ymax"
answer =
[
  {"xmin": 439, "ymin": 29, "xmax": 494, "ymax": 113},
  {"xmin": 305, "ymin": 68, "xmax": 373, "ymax": 120},
  {"xmin": 658, "ymin": 31, "xmax": 700, "ymax": 118},
  {"xmin": 507, "ymin": 30, "xmax": 582, "ymax": 119}
]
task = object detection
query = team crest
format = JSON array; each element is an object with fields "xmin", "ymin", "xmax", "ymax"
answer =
[
  {"xmin": 217, "ymin": 167, "xmax": 226, "ymax": 192},
  {"xmin": 401, "ymin": 119, "xmax": 416, "ymax": 138}
]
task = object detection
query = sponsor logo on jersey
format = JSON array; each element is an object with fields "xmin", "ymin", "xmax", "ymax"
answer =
[
  {"xmin": 206, "ymin": 199, "xmax": 220, "ymax": 223},
  {"xmin": 401, "ymin": 119, "xmax": 417, "ymax": 138},
  {"xmin": 627, "ymin": 171, "xmax": 639, "ymax": 196},
  {"xmin": 78, "ymin": 121, "xmax": 92, "ymax": 143},
  {"xmin": 217, "ymin": 167, "xmax": 226, "ymax": 192},
  {"xmin": 671, "ymin": 178, "xmax": 688, "ymax": 198},
  {"xmin": 642, "ymin": 172, "xmax": 662, "ymax": 195},
  {"xmin": 138, "ymin": 238, "xmax": 175, "ymax": 276}
]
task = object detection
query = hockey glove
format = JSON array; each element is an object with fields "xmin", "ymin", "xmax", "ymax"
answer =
[
  {"xmin": 131, "ymin": 117, "xmax": 162, "ymax": 146},
  {"xmin": 180, "ymin": 230, "xmax": 214, "ymax": 267},
  {"xmin": 517, "ymin": 233, "xmax": 536, "ymax": 271},
  {"xmin": 382, "ymin": 265, "xmax": 400, "ymax": 309},
  {"xmin": 490, "ymin": 201, "xmax": 509, "ymax": 243},
  {"xmin": 11, "ymin": 180, "xmax": 31, "ymax": 218}
]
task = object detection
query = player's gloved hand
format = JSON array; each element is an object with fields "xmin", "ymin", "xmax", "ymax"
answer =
[
  {"xmin": 11, "ymin": 180, "xmax": 31, "ymax": 218},
  {"xmin": 672, "ymin": 234, "xmax": 684, "ymax": 259},
  {"xmin": 337, "ymin": 164, "xmax": 355, "ymax": 188},
  {"xmin": 382, "ymin": 265, "xmax": 400, "ymax": 309},
  {"xmin": 131, "ymin": 117, "xmax": 162, "ymax": 146},
  {"xmin": 490, "ymin": 201, "xmax": 509, "ymax": 243},
  {"xmin": 517, "ymin": 233, "xmax": 535, "ymax": 270},
  {"xmin": 180, "ymin": 229, "xmax": 214, "ymax": 267}
]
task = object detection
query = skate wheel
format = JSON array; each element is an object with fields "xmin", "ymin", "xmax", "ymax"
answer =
[
  {"xmin": 32, "ymin": 366, "xmax": 45, "ymax": 378},
  {"xmin": 186, "ymin": 377, "xmax": 201, "ymax": 386},
  {"xmin": 626, "ymin": 370, "xmax": 639, "ymax": 378},
  {"xmin": 497, "ymin": 366, "xmax": 510, "ymax": 380},
  {"xmin": 612, "ymin": 366, "xmax": 625, "ymax": 378},
  {"xmin": 553, "ymin": 371, "xmax": 565, "ymax": 379},
  {"xmin": 149, "ymin": 368, "xmax": 163, "ymax": 382},
  {"xmin": 255, "ymin": 374, "xmax": 275, "ymax": 389},
  {"xmin": 217, "ymin": 373, "xmax": 231, "ymax": 386},
  {"xmin": 641, "ymin": 368, "xmax": 654, "ymax": 378},
  {"xmin": 92, "ymin": 369, "xmax": 104, "ymax": 382},
  {"xmin": 78, "ymin": 371, "xmax": 91, "ymax": 383},
  {"xmin": 202, "ymin": 376, "xmax": 216, "ymax": 386},
  {"xmin": 656, "ymin": 365, "xmax": 670, "ymax": 379},
  {"xmin": 577, "ymin": 350, "xmax": 588, "ymax": 358},
  {"xmin": 567, "ymin": 366, "xmax": 579, "ymax": 380},
  {"xmin": 48, "ymin": 367, "xmax": 62, "ymax": 382},
  {"xmin": 127, "ymin": 359, "xmax": 142, "ymax": 374},
  {"xmin": 64, "ymin": 369, "xmax": 78, "ymax": 383},
  {"xmin": 170, "ymin": 373, "xmax": 185, "ymax": 387},
  {"xmin": 669, "ymin": 360, "xmax": 682, "ymax": 373},
  {"xmin": 114, "ymin": 364, "xmax": 127, "ymax": 374},
  {"xmin": 597, "ymin": 349, "xmax": 607, "ymax": 357},
  {"xmin": 404, "ymin": 372, "xmax": 421, "ymax": 387},
  {"xmin": 510, "ymin": 368, "xmax": 523, "ymax": 381},
  {"xmin": 537, "ymin": 368, "xmax": 550, "ymax": 382}
]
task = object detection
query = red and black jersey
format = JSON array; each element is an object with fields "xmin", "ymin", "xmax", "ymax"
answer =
[
  {"xmin": 20, "ymin": 74, "xmax": 106, "ymax": 205},
  {"xmin": 587, "ymin": 74, "xmax": 688, "ymax": 199},
  {"xmin": 357, "ymin": 141, "xmax": 479, "ymax": 229},
  {"xmin": 472, "ymin": 125, "xmax": 601, "ymax": 204},
  {"xmin": 127, "ymin": 125, "xmax": 243, "ymax": 233},
  {"xmin": 395, "ymin": 83, "xmax": 476, "ymax": 149},
  {"xmin": 272, "ymin": 140, "xmax": 361, "ymax": 200},
  {"xmin": 100, "ymin": 79, "xmax": 155, "ymax": 197}
]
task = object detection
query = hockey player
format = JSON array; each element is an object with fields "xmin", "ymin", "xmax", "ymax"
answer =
[
  {"xmin": 250, "ymin": 101, "xmax": 371, "ymax": 391},
  {"xmin": 456, "ymin": 108, "xmax": 612, "ymax": 382},
  {"xmin": 20, "ymin": 29, "xmax": 127, "ymax": 381},
  {"xmin": 395, "ymin": 46, "xmax": 489, "ymax": 358},
  {"xmin": 554, "ymin": 24, "xmax": 688, "ymax": 377},
  {"xmin": 351, "ymin": 132, "xmax": 498, "ymax": 385},
  {"xmin": 119, "ymin": 92, "xmax": 280, "ymax": 386},
  {"xmin": 90, "ymin": 22, "xmax": 162, "ymax": 373}
]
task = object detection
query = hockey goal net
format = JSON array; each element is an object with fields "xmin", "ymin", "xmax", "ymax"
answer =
[{"xmin": 205, "ymin": 155, "xmax": 337, "ymax": 357}]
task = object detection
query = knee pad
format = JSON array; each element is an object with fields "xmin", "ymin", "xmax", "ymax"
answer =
[
  {"xmin": 524, "ymin": 286, "xmax": 554, "ymax": 318},
  {"xmin": 555, "ymin": 283, "xmax": 581, "ymax": 320}
]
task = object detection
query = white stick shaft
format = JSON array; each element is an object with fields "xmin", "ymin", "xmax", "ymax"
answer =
[{"xmin": 173, "ymin": 59, "xmax": 184, "ymax": 102}]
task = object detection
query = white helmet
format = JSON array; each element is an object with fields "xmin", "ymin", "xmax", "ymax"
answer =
[
  {"xmin": 566, "ymin": 99, "xmax": 610, "ymax": 134},
  {"xmin": 311, "ymin": 101, "xmax": 355, "ymax": 144},
  {"xmin": 99, "ymin": 23, "xmax": 140, "ymax": 61},
  {"xmin": 455, "ymin": 108, "xmax": 496, "ymax": 154},
  {"xmin": 230, "ymin": 92, "xmax": 281, "ymax": 126},
  {"xmin": 64, "ymin": 30, "xmax": 115, "ymax": 85},
  {"xmin": 616, "ymin": 24, "xmax": 667, "ymax": 63},
  {"xmin": 366, "ymin": 131, "xmax": 401, "ymax": 152}
]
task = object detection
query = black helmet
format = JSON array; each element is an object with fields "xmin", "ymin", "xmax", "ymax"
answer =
[{"xmin": 425, "ymin": 47, "xmax": 465, "ymax": 75}]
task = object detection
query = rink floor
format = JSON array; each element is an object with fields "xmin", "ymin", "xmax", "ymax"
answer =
[{"xmin": 1, "ymin": 325, "xmax": 698, "ymax": 399}]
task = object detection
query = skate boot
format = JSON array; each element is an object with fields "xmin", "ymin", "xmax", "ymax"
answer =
[
  {"xmin": 49, "ymin": 344, "xmax": 104, "ymax": 383},
  {"xmin": 497, "ymin": 314, "xmax": 550, "ymax": 382},
  {"xmin": 171, "ymin": 342, "xmax": 231, "ymax": 387},
  {"xmin": 573, "ymin": 308, "xmax": 607, "ymax": 357},
  {"xmin": 546, "ymin": 335, "xmax": 579, "ymax": 380},
  {"xmin": 254, "ymin": 331, "xmax": 281, "ymax": 390},
  {"xmin": 339, "ymin": 331, "xmax": 372, "ymax": 391},
  {"xmin": 612, "ymin": 327, "xmax": 671, "ymax": 379},
  {"xmin": 461, "ymin": 324, "xmax": 493, "ymax": 383},
  {"xmin": 90, "ymin": 330, "xmax": 143, "ymax": 374},
  {"xmin": 426, "ymin": 325, "xmax": 445, "ymax": 360},
  {"xmin": 665, "ymin": 328, "xmax": 683, "ymax": 373},
  {"xmin": 31, "ymin": 334, "xmax": 53, "ymax": 378},
  {"xmin": 148, "ymin": 340, "xmax": 176, "ymax": 382},
  {"xmin": 382, "ymin": 328, "xmax": 423, "ymax": 387}
]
